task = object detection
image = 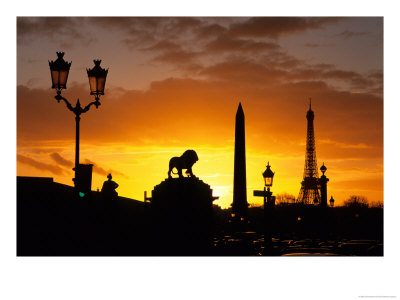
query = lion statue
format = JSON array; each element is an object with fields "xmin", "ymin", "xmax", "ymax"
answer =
[{"xmin": 168, "ymin": 149, "xmax": 199, "ymax": 178}]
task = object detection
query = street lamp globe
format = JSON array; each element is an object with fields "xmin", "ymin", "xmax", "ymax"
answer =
[
  {"xmin": 320, "ymin": 162, "xmax": 327, "ymax": 175},
  {"xmin": 49, "ymin": 52, "xmax": 71, "ymax": 92},
  {"xmin": 262, "ymin": 162, "xmax": 275, "ymax": 188},
  {"xmin": 87, "ymin": 60, "xmax": 108, "ymax": 99}
]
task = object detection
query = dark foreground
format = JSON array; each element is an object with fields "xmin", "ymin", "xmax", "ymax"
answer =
[{"xmin": 17, "ymin": 177, "xmax": 383, "ymax": 256}]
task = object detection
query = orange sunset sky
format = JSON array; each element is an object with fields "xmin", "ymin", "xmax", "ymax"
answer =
[{"xmin": 17, "ymin": 17, "xmax": 383, "ymax": 208}]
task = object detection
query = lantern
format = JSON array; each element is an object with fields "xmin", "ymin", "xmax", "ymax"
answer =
[
  {"xmin": 87, "ymin": 60, "xmax": 108, "ymax": 97},
  {"xmin": 262, "ymin": 162, "xmax": 275, "ymax": 188},
  {"xmin": 49, "ymin": 52, "xmax": 71, "ymax": 91}
]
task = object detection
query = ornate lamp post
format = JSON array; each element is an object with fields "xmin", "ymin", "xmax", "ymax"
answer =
[
  {"xmin": 319, "ymin": 162, "xmax": 329, "ymax": 208},
  {"xmin": 254, "ymin": 162, "xmax": 275, "ymax": 255},
  {"xmin": 49, "ymin": 52, "xmax": 108, "ymax": 190}
]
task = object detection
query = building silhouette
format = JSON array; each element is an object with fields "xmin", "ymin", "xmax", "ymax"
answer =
[
  {"xmin": 231, "ymin": 102, "xmax": 248, "ymax": 221},
  {"xmin": 297, "ymin": 99, "xmax": 321, "ymax": 204}
]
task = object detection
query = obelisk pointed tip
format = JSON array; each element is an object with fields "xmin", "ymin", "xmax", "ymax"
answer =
[{"xmin": 236, "ymin": 102, "xmax": 244, "ymax": 115}]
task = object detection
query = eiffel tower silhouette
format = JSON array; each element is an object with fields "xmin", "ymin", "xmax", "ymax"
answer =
[{"xmin": 297, "ymin": 99, "xmax": 321, "ymax": 204}]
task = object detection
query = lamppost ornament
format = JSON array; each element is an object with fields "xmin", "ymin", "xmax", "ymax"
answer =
[
  {"xmin": 48, "ymin": 52, "xmax": 109, "ymax": 191},
  {"xmin": 320, "ymin": 162, "xmax": 327, "ymax": 175}
]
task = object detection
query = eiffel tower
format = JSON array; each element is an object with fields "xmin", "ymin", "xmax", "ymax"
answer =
[{"xmin": 297, "ymin": 99, "xmax": 321, "ymax": 204}]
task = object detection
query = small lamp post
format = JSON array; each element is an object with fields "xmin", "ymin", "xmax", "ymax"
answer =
[
  {"xmin": 329, "ymin": 196, "xmax": 335, "ymax": 207},
  {"xmin": 319, "ymin": 162, "xmax": 329, "ymax": 208},
  {"xmin": 49, "ymin": 52, "xmax": 109, "ymax": 191}
]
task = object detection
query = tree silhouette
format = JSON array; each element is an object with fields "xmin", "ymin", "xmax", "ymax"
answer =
[{"xmin": 343, "ymin": 195, "xmax": 369, "ymax": 209}]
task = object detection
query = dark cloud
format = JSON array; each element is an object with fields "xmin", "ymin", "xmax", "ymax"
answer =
[
  {"xmin": 304, "ymin": 43, "xmax": 320, "ymax": 48},
  {"xmin": 115, "ymin": 17, "xmax": 205, "ymax": 49},
  {"xmin": 337, "ymin": 30, "xmax": 369, "ymax": 39},
  {"xmin": 140, "ymin": 40, "xmax": 182, "ymax": 52},
  {"xmin": 17, "ymin": 154, "xmax": 65, "ymax": 175},
  {"xmin": 199, "ymin": 58, "xmax": 287, "ymax": 85},
  {"xmin": 313, "ymin": 63, "xmax": 335, "ymax": 70},
  {"xmin": 227, "ymin": 17, "xmax": 341, "ymax": 38},
  {"xmin": 83, "ymin": 159, "xmax": 128, "ymax": 178},
  {"xmin": 50, "ymin": 153, "xmax": 73, "ymax": 168},
  {"xmin": 17, "ymin": 83, "xmax": 90, "ymax": 143},
  {"xmin": 196, "ymin": 23, "xmax": 227, "ymax": 39},
  {"xmin": 367, "ymin": 70, "xmax": 383, "ymax": 81},
  {"xmin": 195, "ymin": 54, "xmax": 382, "ymax": 95},
  {"xmin": 153, "ymin": 50, "xmax": 201, "ymax": 65},
  {"xmin": 162, "ymin": 18, "xmax": 203, "ymax": 35},
  {"xmin": 17, "ymin": 17, "xmax": 88, "ymax": 46},
  {"xmin": 204, "ymin": 36, "xmax": 280, "ymax": 53}
]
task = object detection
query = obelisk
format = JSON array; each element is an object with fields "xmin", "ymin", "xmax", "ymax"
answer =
[{"xmin": 232, "ymin": 102, "xmax": 248, "ymax": 221}]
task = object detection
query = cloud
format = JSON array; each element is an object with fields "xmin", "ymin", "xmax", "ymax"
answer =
[
  {"xmin": 204, "ymin": 36, "xmax": 280, "ymax": 53},
  {"xmin": 196, "ymin": 23, "xmax": 227, "ymax": 39},
  {"xmin": 153, "ymin": 50, "xmax": 201, "ymax": 65},
  {"xmin": 337, "ymin": 30, "xmax": 369, "ymax": 39},
  {"xmin": 50, "ymin": 152, "xmax": 73, "ymax": 167},
  {"xmin": 140, "ymin": 40, "xmax": 182, "ymax": 52},
  {"xmin": 17, "ymin": 154, "xmax": 65, "ymax": 175},
  {"xmin": 304, "ymin": 43, "xmax": 320, "ymax": 48},
  {"xmin": 17, "ymin": 17, "xmax": 90, "ymax": 46},
  {"xmin": 227, "ymin": 17, "xmax": 341, "ymax": 38},
  {"xmin": 199, "ymin": 58, "xmax": 287, "ymax": 85},
  {"xmin": 17, "ymin": 70, "xmax": 383, "ymax": 154},
  {"xmin": 83, "ymin": 159, "xmax": 128, "ymax": 179},
  {"xmin": 117, "ymin": 18, "xmax": 205, "ymax": 49},
  {"xmin": 319, "ymin": 139, "xmax": 371, "ymax": 149}
]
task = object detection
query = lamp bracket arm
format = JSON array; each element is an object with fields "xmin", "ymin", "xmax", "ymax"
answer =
[
  {"xmin": 55, "ymin": 94, "xmax": 74, "ymax": 112},
  {"xmin": 82, "ymin": 100, "xmax": 99, "ymax": 113}
]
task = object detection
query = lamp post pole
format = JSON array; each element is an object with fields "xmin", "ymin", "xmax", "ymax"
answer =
[
  {"xmin": 76, "ymin": 112, "xmax": 80, "ymax": 173},
  {"xmin": 253, "ymin": 162, "xmax": 275, "ymax": 255},
  {"xmin": 49, "ymin": 52, "xmax": 108, "ymax": 189},
  {"xmin": 264, "ymin": 186, "xmax": 273, "ymax": 254},
  {"xmin": 54, "ymin": 93, "xmax": 101, "ymax": 184}
]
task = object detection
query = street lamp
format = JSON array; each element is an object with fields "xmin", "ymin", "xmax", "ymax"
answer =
[
  {"xmin": 320, "ymin": 162, "xmax": 327, "ymax": 175},
  {"xmin": 48, "ymin": 52, "xmax": 109, "ymax": 190},
  {"xmin": 87, "ymin": 60, "xmax": 108, "ymax": 105},
  {"xmin": 49, "ymin": 52, "xmax": 71, "ymax": 91},
  {"xmin": 262, "ymin": 162, "xmax": 275, "ymax": 189},
  {"xmin": 329, "ymin": 196, "xmax": 335, "ymax": 207},
  {"xmin": 253, "ymin": 162, "xmax": 275, "ymax": 255},
  {"xmin": 319, "ymin": 162, "xmax": 329, "ymax": 208}
]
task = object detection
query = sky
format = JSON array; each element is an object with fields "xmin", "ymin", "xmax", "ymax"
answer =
[{"xmin": 16, "ymin": 17, "xmax": 383, "ymax": 208}]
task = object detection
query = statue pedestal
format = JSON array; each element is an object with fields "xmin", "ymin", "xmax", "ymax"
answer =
[{"xmin": 150, "ymin": 177, "xmax": 217, "ymax": 255}]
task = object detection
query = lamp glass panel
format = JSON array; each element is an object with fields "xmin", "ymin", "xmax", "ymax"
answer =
[
  {"xmin": 265, "ymin": 177, "xmax": 273, "ymax": 187},
  {"xmin": 88, "ymin": 76, "xmax": 97, "ymax": 94},
  {"xmin": 97, "ymin": 77, "xmax": 106, "ymax": 94},
  {"xmin": 58, "ymin": 70, "xmax": 69, "ymax": 88},
  {"xmin": 51, "ymin": 70, "xmax": 59, "ymax": 88}
]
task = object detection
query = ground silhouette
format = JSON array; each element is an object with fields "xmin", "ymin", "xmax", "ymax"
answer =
[{"xmin": 17, "ymin": 176, "xmax": 383, "ymax": 256}]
